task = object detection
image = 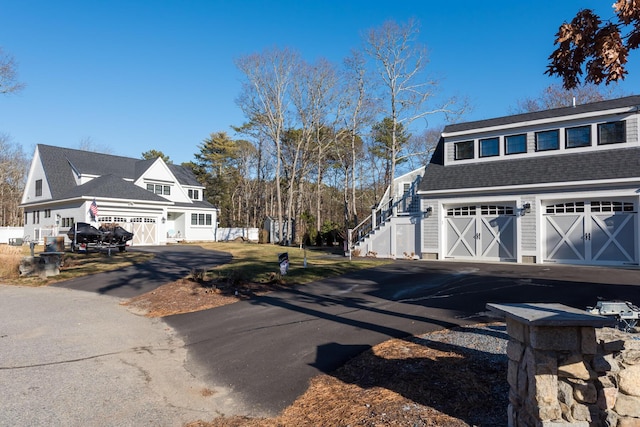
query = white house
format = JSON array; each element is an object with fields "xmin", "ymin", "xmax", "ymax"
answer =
[
  {"xmin": 418, "ymin": 95, "xmax": 640, "ymax": 267},
  {"xmin": 20, "ymin": 144, "xmax": 219, "ymax": 246}
]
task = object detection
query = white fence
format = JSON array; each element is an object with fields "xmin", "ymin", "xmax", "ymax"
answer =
[
  {"xmin": 216, "ymin": 228, "xmax": 259, "ymax": 242},
  {"xmin": 0, "ymin": 227, "xmax": 24, "ymax": 244}
]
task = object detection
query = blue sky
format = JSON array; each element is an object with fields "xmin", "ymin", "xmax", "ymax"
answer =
[{"xmin": 1, "ymin": 0, "xmax": 638, "ymax": 165}]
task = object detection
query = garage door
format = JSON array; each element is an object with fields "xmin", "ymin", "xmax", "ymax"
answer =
[
  {"xmin": 445, "ymin": 205, "xmax": 516, "ymax": 261},
  {"xmin": 544, "ymin": 201, "xmax": 637, "ymax": 266},
  {"xmin": 130, "ymin": 218, "xmax": 157, "ymax": 246}
]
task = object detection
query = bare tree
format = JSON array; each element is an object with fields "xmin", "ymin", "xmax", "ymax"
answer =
[
  {"xmin": 363, "ymin": 18, "xmax": 461, "ymax": 198},
  {"xmin": 339, "ymin": 50, "xmax": 375, "ymax": 227},
  {"xmin": 404, "ymin": 127, "xmax": 441, "ymax": 171},
  {"xmin": 291, "ymin": 58, "xmax": 341, "ymax": 235},
  {"xmin": 510, "ymin": 83, "xmax": 624, "ymax": 113},
  {"xmin": 235, "ymin": 47, "xmax": 300, "ymax": 244},
  {"xmin": 0, "ymin": 134, "xmax": 28, "ymax": 226},
  {"xmin": 77, "ymin": 136, "xmax": 113, "ymax": 154},
  {"xmin": 0, "ymin": 47, "xmax": 24, "ymax": 95},
  {"xmin": 546, "ymin": 2, "xmax": 640, "ymax": 89}
]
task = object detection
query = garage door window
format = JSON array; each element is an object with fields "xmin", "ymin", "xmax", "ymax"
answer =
[
  {"xmin": 481, "ymin": 205, "xmax": 514, "ymax": 215},
  {"xmin": 591, "ymin": 201, "xmax": 635, "ymax": 212},
  {"xmin": 447, "ymin": 206, "xmax": 476, "ymax": 216},
  {"xmin": 546, "ymin": 202, "xmax": 585, "ymax": 214}
]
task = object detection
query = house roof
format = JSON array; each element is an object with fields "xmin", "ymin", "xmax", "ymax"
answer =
[
  {"xmin": 58, "ymin": 174, "xmax": 168, "ymax": 201},
  {"xmin": 35, "ymin": 144, "xmax": 210, "ymax": 204},
  {"xmin": 444, "ymin": 95, "xmax": 640, "ymax": 134},
  {"xmin": 419, "ymin": 146, "xmax": 640, "ymax": 193}
]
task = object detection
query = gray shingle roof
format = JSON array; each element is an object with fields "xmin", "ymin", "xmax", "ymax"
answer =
[
  {"xmin": 58, "ymin": 174, "xmax": 168, "ymax": 201},
  {"xmin": 419, "ymin": 146, "xmax": 640, "ymax": 192},
  {"xmin": 37, "ymin": 144, "xmax": 205, "ymax": 201},
  {"xmin": 444, "ymin": 95, "xmax": 640, "ymax": 134}
]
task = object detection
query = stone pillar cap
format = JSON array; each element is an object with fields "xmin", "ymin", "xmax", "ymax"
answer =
[{"xmin": 486, "ymin": 302, "xmax": 615, "ymax": 327}]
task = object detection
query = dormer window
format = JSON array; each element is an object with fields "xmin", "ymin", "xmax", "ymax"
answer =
[
  {"xmin": 479, "ymin": 137, "xmax": 499, "ymax": 157},
  {"xmin": 146, "ymin": 184, "xmax": 171, "ymax": 195},
  {"xmin": 598, "ymin": 121, "xmax": 625, "ymax": 145},
  {"xmin": 566, "ymin": 125, "xmax": 591, "ymax": 148},
  {"xmin": 188, "ymin": 189, "xmax": 200, "ymax": 200},
  {"xmin": 454, "ymin": 140, "xmax": 474, "ymax": 160},
  {"xmin": 505, "ymin": 134, "xmax": 526, "ymax": 155},
  {"xmin": 535, "ymin": 130, "xmax": 559, "ymax": 152}
]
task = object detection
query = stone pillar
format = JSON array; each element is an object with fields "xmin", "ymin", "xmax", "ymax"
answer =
[{"xmin": 487, "ymin": 303, "xmax": 616, "ymax": 427}]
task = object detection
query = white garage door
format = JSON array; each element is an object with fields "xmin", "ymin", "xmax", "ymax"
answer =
[
  {"xmin": 544, "ymin": 200, "xmax": 637, "ymax": 266},
  {"xmin": 130, "ymin": 218, "xmax": 157, "ymax": 246},
  {"xmin": 445, "ymin": 205, "xmax": 516, "ymax": 261}
]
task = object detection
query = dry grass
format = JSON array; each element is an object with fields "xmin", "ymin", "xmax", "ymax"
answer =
[
  {"xmin": 0, "ymin": 244, "xmax": 154, "ymax": 285},
  {"xmin": 0, "ymin": 244, "xmax": 25, "ymax": 280}
]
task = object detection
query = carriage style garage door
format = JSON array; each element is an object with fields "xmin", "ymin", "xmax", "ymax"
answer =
[
  {"xmin": 129, "ymin": 217, "xmax": 157, "ymax": 246},
  {"xmin": 544, "ymin": 200, "xmax": 637, "ymax": 266},
  {"xmin": 445, "ymin": 205, "xmax": 516, "ymax": 261}
]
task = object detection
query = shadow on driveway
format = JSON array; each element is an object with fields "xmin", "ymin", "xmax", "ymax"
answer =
[
  {"xmin": 166, "ymin": 260, "xmax": 640, "ymax": 417},
  {"xmin": 53, "ymin": 245, "xmax": 231, "ymax": 298}
]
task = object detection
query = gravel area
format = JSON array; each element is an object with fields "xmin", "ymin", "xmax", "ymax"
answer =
[{"xmin": 418, "ymin": 323, "xmax": 509, "ymax": 355}]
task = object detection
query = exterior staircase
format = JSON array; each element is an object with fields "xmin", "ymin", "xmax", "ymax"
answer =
[{"xmin": 348, "ymin": 168, "xmax": 424, "ymax": 259}]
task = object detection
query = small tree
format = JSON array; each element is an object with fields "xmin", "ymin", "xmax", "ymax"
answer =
[{"xmin": 511, "ymin": 83, "xmax": 623, "ymax": 113}]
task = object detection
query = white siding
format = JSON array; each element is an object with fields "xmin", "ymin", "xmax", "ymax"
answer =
[
  {"xmin": 627, "ymin": 116, "xmax": 638, "ymax": 143},
  {"xmin": 520, "ymin": 195, "xmax": 537, "ymax": 253},
  {"xmin": 421, "ymin": 203, "xmax": 439, "ymax": 251}
]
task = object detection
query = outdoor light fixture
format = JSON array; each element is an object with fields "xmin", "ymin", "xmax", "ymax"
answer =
[
  {"xmin": 522, "ymin": 202, "xmax": 531, "ymax": 214},
  {"xmin": 424, "ymin": 206, "xmax": 433, "ymax": 218},
  {"xmin": 161, "ymin": 216, "xmax": 166, "ymax": 224}
]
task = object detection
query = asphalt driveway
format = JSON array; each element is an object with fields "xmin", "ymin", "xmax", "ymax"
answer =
[
  {"xmin": 165, "ymin": 260, "xmax": 640, "ymax": 417},
  {"xmin": 54, "ymin": 245, "xmax": 232, "ymax": 298},
  {"xmin": 7, "ymin": 244, "xmax": 640, "ymax": 423}
]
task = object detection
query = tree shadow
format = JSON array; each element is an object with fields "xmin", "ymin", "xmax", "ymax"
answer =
[{"xmin": 54, "ymin": 246, "xmax": 232, "ymax": 298}]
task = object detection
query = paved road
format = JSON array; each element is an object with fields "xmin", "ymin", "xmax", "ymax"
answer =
[
  {"xmin": 54, "ymin": 245, "xmax": 232, "ymax": 298},
  {"xmin": 0, "ymin": 285, "xmax": 247, "ymax": 427},
  {"xmin": 1, "ymin": 245, "xmax": 236, "ymax": 426},
  {"xmin": 165, "ymin": 260, "xmax": 640, "ymax": 417}
]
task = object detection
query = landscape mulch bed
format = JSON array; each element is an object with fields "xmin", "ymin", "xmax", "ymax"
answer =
[{"xmin": 122, "ymin": 277, "xmax": 288, "ymax": 317}]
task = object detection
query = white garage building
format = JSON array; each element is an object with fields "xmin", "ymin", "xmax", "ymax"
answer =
[{"xmin": 418, "ymin": 95, "xmax": 640, "ymax": 266}]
